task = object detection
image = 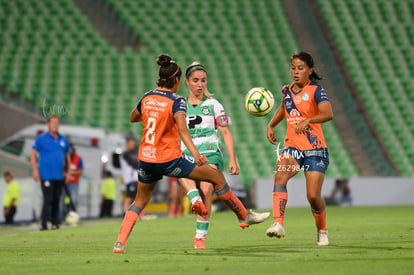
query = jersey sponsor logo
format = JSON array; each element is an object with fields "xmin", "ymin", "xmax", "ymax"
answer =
[
  {"xmin": 143, "ymin": 97, "xmax": 168, "ymax": 108},
  {"xmin": 285, "ymin": 94, "xmax": 291, "ymax": 99},
  {"xmin": 302, "ymin": 93, "xmax": 309, "ymax": 101},
  {"xmin": 294, "ymin": 96, "xmax": 302, "ymax": 104},
  {"xmin": 143, "ymin": 97, "xmax": 169, "ymax": 112},
  {"xmin": 141, "ymin": 145, "xmax": 156, "ymax": 159},
  {"xmin": 187, "ymin": 115, "xmax": 203, "ymax": 128}
]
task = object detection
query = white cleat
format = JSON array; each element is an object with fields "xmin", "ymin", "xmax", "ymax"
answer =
[
  {"xmin": 239, "ymin": 210, "xmax": 271, "ymax": 228},
  {"xmin": 317, "ymin": 230, "xmax": 329, "ymax": 246},
  {"xmin": 266, "ymin": 222, "xmax": 285, "ymax": 238}
]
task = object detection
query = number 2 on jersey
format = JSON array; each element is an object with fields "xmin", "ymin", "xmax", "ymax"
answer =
[{"xmin": 145, "ymin": 117, "xmax": 156, "ymax": 144}]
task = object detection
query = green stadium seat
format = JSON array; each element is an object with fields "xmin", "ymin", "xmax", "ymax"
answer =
[{"xmin": 317, "ymin": 0, "xmax": 414, "ymax": 175}]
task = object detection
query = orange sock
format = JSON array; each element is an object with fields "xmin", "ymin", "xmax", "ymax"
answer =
[
  {"xmin": 216, "ymin": 184, "xmax": 248, "ymax": 220},
  {"xmin": 272, "ymin": 185, "xmax": 288, "ymax": 224},
  {"xmin": 116, "ymin": 205, "xmax": 142, "ymax": 245},
  {"xmin": 312, "ymin": 208, "xmax": 327, "ymax": 231}
]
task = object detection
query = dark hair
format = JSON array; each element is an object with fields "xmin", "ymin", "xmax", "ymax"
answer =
[
  {"xmin": 291, "ymin": 51, "xmax": 322, "ymax": 81},
  {"xmin": 103, "ymin": 170, "xmax": 112, "ymax": 177},
  {"xmin": 156, "ymin": 54, "xmax": 182, "ymax": 88},
  {"xmin": 126, "ymin": 137, "xmax": 136, "ymax": 143},
  {"xmin": 3, "ymin": 171, "xmax": 12, "ymax": 178}
]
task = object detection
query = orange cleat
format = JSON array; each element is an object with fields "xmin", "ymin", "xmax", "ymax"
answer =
[
  {"xmin": 191, "ymin": 238, "xmax": 206, "ymax": 249},
  {"xmin": 191, "ymin": 199, "xmax": 208, "ymax": 217}
]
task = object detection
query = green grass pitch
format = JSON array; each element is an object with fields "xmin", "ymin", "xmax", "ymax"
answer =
[{"xmin": 1, "ymin": 206, "xmax": 413, "ymax": 274}]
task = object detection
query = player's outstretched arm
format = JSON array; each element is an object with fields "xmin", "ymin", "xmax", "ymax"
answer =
[{"xmin": 175, "ymin": 113, "xmax": 208, "ymax": 166}]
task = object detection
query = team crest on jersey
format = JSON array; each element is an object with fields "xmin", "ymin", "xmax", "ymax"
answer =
[
  {"xmin": 202, "ymin": 106, "xmax": 210, "ymax": 115},
  {"xmin": 302, "ymin": 93, "xmax": 309, "ymax": 101},
  {"xmin": 60, "ymin": 140, "xmax": 66, "ymax": 147},
  {"xmin": 289, "ymin": 109, "xmax": 301, "ymax": 117}
]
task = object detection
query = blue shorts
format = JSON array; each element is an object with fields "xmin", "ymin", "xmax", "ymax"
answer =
[
  {"xmin": 138, "ymin": 154, "xmax": 196, "ymax": 183},
  {"xmin": 281, "ymin": 146, "xmax": 329, "ymax": 174}
]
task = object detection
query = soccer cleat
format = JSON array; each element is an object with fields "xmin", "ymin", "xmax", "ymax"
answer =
[
  {"xmin": 113, "ymin": 242, "xmax": 125, "ymax": 253},
  {"xmin": 191, "ymin": 199, "xmax": 208, "ymax": 217},
  {"xmin": 191, "ymin": 237, "xmax": 206, "ymax": 249},
  {"xmin": 266, "ymin": 222, "xmax": 285, "ymax": 238},
  {"xmin": 238, "ymin": 210, "xmax": 270, "ymax": 228},
  {"xmin": 317, "ymin": 230, "xmax": 329, "ymax": 246}
]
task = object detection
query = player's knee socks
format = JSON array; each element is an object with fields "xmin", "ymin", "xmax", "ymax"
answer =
[
  {"xmin": 186, "ymin": 189, "xmax": 202, "ymax": 204},
  {"xmin": 216, "ymin": 184, "xmax": 248, "ymax": 220},
  {"xmin": 117, "ymin": 205, "xmax": 142, "ymax": 245},
  {"xmin": 312, "ymin": 207, "xmax": 327, "ymax": 231},
  {"xmin": 273, "ymin": 185, "xmax": 288, "ymax": 224},
  {"xmin": 195, "ymin": 219, "xmax": 209, "ymax": 239}
]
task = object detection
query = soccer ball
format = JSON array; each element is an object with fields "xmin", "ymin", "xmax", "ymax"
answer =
[
  {"xmin": 65, "ymin": 211, "xmax": 80, "ymax": 226},
  {"xmin": 244, "ymin": 87, "xmax": 274, "ymax": 116}
]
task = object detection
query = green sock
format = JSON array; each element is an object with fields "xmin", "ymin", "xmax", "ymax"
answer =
[
  {"xmin": 187, "ymin": 189, "xmax": 202, "ymax": 204},
  {"xmin": 195, "ymin": 220, "xmax": 209, "ymax": 238}
]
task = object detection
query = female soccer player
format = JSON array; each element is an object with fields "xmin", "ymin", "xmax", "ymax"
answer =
[
  {"xmin": 266, "ymin": 52, "xmax": 333, "ymax": 246},
  {"xmin": 179, "ymin": 62, "xmax": 239, "ymax": 249},
  {"xmin": 113, "ymin": 54, "xmax": 269, "ymax": 253}
]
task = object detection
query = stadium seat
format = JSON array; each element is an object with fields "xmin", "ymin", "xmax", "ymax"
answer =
[{"xmin": 317, "ymin": 0, "xmax": 414, "ymax": 176}]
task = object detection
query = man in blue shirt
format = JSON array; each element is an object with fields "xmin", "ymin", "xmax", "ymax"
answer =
[{"xmin": 30, "ymin": 116, "xmax": 71, "ymax": 230}]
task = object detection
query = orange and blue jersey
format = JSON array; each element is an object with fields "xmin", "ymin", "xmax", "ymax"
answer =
[
  {"xmin": 282, "ymin": 81, "xmax": 330, "ymax": 150},
  {"xmin": 135, "ymin": 89, "xmax": 187, "ymax": 163}
]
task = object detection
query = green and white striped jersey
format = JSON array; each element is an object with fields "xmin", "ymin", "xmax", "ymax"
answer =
[{"xmin": 181, "ymin": 97, "xmax": 230, "ymax": 155}]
